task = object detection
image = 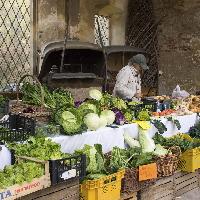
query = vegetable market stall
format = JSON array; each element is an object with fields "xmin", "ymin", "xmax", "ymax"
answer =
[{"xmin": 1, "ymin": 81, "xmax": 200, "ymax": 199}]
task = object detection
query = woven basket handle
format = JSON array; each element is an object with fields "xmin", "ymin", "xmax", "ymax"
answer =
[{"xmin": 16, "ymin": 74, "xmax": 45, "ymax": 108}]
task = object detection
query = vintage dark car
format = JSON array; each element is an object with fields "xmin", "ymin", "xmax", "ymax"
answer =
[{"xmin": 37, "ymin": 40, "xmax": 147, "ymax": 99}]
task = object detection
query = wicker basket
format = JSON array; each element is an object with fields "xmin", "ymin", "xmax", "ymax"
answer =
[
  {"xmin": 121, "ymin": 168, "xmax": 156, "ymax": 194},
  {"xmin": 10, "ymin": 74, "xmax": 51, "ymax": 123},
  {"xmin": 156, "ymin": 146, "xmax": 181, "ymax": 177}
]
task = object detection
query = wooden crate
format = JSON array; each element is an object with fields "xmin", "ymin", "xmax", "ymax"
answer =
[
  {"xmin": 121, "ymin": 192, "xmax": 137, "ymax": 200},
  {"xmin": 140, "ymin": 176, "xmax": 174, "ymax": 200},
  {"xmin": 174, "ymin": 170, "xmax": 200, "ymax": 197},
  {"xmin": 21, "ymin": 179, "xmax": 79, "ymax": 200},
  {"xmin": 0, "ymin": 156, "xmax": 50, "ymax": 200}
]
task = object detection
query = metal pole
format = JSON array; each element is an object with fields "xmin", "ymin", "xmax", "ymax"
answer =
[{"xmin": 60, "ymin": 0, "xmax": 70, "ymax": 73}]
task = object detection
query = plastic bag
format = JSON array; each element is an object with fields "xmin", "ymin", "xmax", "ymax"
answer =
[{"xmin": 172, "ymin": 85, "xmax": 190, "ymax": 99}]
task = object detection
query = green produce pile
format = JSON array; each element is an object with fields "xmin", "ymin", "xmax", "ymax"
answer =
[
  {"xmin": 0, "ymin": 162, "xmax": 44, "ymax": 189},
  {"xmin": 100, "ymin": 93, "xmax": 127, "ymax": 111},
  {"xmin": 8, "ymin": 136, "xmax": 70, "ymax": 160},
  {"xmin": 75, "ymin": 144, "xmax": 106, "ymax": 180},
  {"xmin": 20, "ymin": 84, "xmax": 181, "ymax": 136},
  {"xmin": 188, "ymin": 121, "xmax": 200, "ymax": 139},
  {"xmin": 107, "ymin": 129, "xmax": 171, "ymax": 173},
  {"xmin": 21, "ymin": 82, "xmax": 74, "ymax": 109},
  {"xmin": 108, "ymin": 147, "xmax": 154, "ymax": 173},
  {"xmin": 153, "ymin": 132, "xmax": 200, "ymax": 152},
  {"xmin": 52, "ymin": 90, "xmax": 117, "ymax": 134},
  {"xmin": 75, "ymin": 129, "xmax": 173, "ymax": 181},
  {"xmin": 137, "ymin": 110, "xmax": 150, "ymax": 121}
]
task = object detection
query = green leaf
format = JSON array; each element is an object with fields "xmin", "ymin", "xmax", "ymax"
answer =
[{"xmin": 151, "ymin": 119, "xmax": 167, "ymax": 134}]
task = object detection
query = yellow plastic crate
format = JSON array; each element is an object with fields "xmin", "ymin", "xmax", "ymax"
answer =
[
  {"xmin": 178, "ymin": 147, "xmax": 200, "ymax": 172},
  {"xmin": 80, "ymin": 170, "xmax": 125, "ymax": 200}
]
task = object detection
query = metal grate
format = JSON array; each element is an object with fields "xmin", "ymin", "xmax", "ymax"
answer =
[
  {"xmin": 126, "ymin": 0, "xmax": 159, "ymax": 94},
  {"xmin": 0, "ymin": 0, "xmax": 31, "ymax": 92}
]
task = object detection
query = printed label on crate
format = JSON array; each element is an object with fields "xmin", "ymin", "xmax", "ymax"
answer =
[
  {"xmin": 139, "ymin": 163, "xmax": 157, "ymax": 181},
  {"xmin": 0, "ymin": 180, "xmax": 42, "ymax": 200},
  {"xmin": 60, "ymin": 169, "xmax": 77, "ymax": 180},
  {"xmin": 0, "ymin": 190, "xmax": 12, "ymax": 200}
]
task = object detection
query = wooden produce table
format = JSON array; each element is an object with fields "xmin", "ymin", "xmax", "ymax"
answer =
[
  {"xmin": 174, "ymin": 170, "xmax": 200, "ymax": 197},
  {"xmin": 139, "ymin": 176, "xmax": 174, "ymax": 200},
  {"xmin": 138, "ymin": 170, "xmax": 200, "ymax": 200}
]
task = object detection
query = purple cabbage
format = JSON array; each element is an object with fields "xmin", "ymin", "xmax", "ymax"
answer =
[
  {"xmin": 112, "ymin": 108, "xmax": 125, "ymax": 125},
  {"xmin": 74, "ymin": 101, "xmax": 83, "ymax": 108}
]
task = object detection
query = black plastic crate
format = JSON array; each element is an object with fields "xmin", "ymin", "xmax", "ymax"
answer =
[
  {"xmin": 0, "ymin": 113, "xmax": 36, "ymax": 144},
  {"xmin": 141, "ymin": 99, "xmax": 158, "ymax": 112},
  {"xmin": 8, "ymin": 113, "xmax": 36, "ymax": 133},
  {"xmin": 10, "ymin": 151, "xmax": 86, "ymax": 185},
  {"xmin": 49, "ymin": 154, "xmax": 86, "ymax": 186}
]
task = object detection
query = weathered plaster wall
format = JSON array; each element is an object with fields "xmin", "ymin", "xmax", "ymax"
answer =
[
  {"xmin": 36, "ymin": 0, "xmax": 127, "ymax": 50},
  {"xmin": 109, "ymin": 0, "xmax": 128, "ymax": 45},
  {"xmin": 153, "ymin": 0, "xmax": 200, "ymax": 95},
  {"xmin": 37, "ymin": 0, "xmax": 66, "ymax": 49}
]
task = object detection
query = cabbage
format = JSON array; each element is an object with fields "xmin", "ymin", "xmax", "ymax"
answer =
[
  {"xmin": 86, "ymin": 147, "xmax": 98, "ymax": 173},
  {"xmin": 84, "ymin": 113, "xmax": 100, "ymax": 131},
  {"xmin": 62, "ymin": 121, "xmax": 81, "ymax": 134},
  {"xmin": 60, "ymin": 110, "xmax": 82, "ymax": 134},
  {"xmin": 99, "ymin": 115, "xmax": 107, "ymax": 128},
  {"xmin": 89, "ymin": 89, "xmax": 102, "ymax": 101},
  {"xmin": 78, "ymin": 102, "xmax": 97, "ymax": 114},
  {"xmin": 139, "ymin": 128, "xmax": 155, "ymax": 153},
  {"xmin": 154, "ymin": 144, "xmax": 168, "ymax": 156},
  {"xmin": 100, "ymin": 110, "xmax": 115, "ymax": 125},
  {"xmin": 124, "ymin": 132, "xmax": 141, "ymax": 148},
  {"xmin": 112, "ymin": 108, "xmax": 125, "ymax": 125},
  {"xmin": 61, "ymin": 111, "xmax": 76, "ymax": 122}
]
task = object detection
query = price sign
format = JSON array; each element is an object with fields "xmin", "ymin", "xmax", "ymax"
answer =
[{"xmin": 139, "ymin": 163, "xmax": 157, "ymax": 181}]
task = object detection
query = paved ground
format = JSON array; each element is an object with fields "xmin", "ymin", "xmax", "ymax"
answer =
[{"xmin": 176, "ymin": 188, "xmax": 200, "ymax": 200}]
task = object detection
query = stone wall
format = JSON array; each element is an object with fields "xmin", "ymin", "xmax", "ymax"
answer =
[{"xmin": 153, "ymin": 0, "xmax": 200, "ymax": 95}]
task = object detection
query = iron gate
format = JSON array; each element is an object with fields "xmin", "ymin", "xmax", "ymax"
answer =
[
  {"xmin": 0, "ymin": 0, "xmax": 31, "ymax": 92},
  {"xmin": 126, "ymin": 0, "xmax": 159, "ymax": 94}
]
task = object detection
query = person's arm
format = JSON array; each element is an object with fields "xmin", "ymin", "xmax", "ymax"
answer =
[
  {"xmin": 114, "ymin": 68, "xmax": 134, "ymax": 99},
  {"xmin": 135, "ymin": 75, "xmax": 142, "ymax": 98}
]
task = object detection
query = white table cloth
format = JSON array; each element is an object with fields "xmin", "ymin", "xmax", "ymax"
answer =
[
  {"xmin": 51, "ymin": 126, "xmax": 125, "ymax": 154},
  {"xmin": 0, "ymin": 145, "xmax": 11, "ymax": 170}
]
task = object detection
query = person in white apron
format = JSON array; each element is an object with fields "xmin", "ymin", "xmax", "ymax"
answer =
[{"xmin": 113, "ymin": 54, "xmax": 149, "ymax": 101}]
